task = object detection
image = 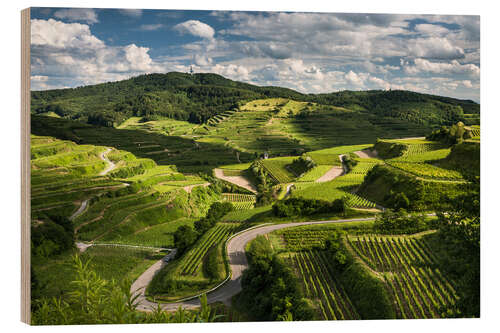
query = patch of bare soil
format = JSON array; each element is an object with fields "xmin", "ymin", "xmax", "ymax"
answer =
[
  {"xmin": 316, "ymin": 166, "xmax": 343, "ymax": 183},
  {"xmin": 354, "ymin": 149, "xmax": 378, "ymax": 158},
  {"xmin": 214, "ymin": 169, "xmax": 257, "ymax": 193}
]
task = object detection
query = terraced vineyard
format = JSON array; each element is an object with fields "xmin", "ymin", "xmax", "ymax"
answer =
[
  {"xmin": 391, "ymin": 148, "xmax": 451, "ymax": 163},
  {"xmin": 288, "ymin": 251, "xmax": 360, "ymax": 320},
  {"xmin": 222, "ymin": 193, "xmax": 257, "ymax": 210},
  {"xmin": 346, "ymin": 194, "xmax": 377, "ymax": 209},
  {"xmin": 257, "ymin": 157, "xmax": 296, "ymax": 183},
  {"xmin": 386, "ymin": 161, "xmax": 463, "ymax": 180},
  {"xmin": 347, "ymin": 234, "xmax": 459, "ymax": 318},
  {"xmin": 297, "ymin": 165, "xmax": 335, "ymax": 182},
  {"xmin": 179, "ymin": 224, "xmax": 239, "ymax": 276},
  {"xmin": 31, "ymin": 136, "xmax": 125, "ymax": 218}
]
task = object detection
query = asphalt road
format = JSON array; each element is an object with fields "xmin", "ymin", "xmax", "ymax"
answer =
[{"xmin": 131, "ymin": 216, "xmax": 376, "ymax": 311}]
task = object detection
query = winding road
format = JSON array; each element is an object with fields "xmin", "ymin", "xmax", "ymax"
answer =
[
  {"xmin": 69, "ymin": 199, "xmax": 89, "ymax": 221},
  {"xmin": 131, "ymin": 216, "xmax": 376, "ymax": 311},
  {"xmin": 99, "ymin": 148, "xmax": 117, "ymax": 176}
]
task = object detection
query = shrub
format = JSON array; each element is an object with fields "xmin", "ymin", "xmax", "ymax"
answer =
[
  {"xmin": 173, "ymin": 225, "xmax": 198, "ymax": 255},
  {"xmin": 272, "ymin": 197, "xmax": 346, "ymax": 217}
]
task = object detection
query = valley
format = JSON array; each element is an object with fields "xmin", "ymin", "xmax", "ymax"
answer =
[{"xmin": 30, "ymin": 73, "xmax": 480, "ymax": 323}]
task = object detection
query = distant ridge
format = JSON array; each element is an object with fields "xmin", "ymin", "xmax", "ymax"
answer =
[{"xmin": 31, "ymin": 72, "xmax": 479, "ymax": 128}]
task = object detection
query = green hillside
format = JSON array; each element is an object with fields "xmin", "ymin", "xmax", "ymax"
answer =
[{"xmin": 31, "ymin": 72, "xmax": 479, "ymax": 129}]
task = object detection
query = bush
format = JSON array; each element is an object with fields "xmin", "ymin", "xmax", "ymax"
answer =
[
  {"xmin": 31, "ymin": 215, "xmax": 74, "ymax": 258},
  {"xmin": 288, "ymin": 156, "xmax": 316, "ymax": 176},
  {"xmin": 173, "ymin": 225, "xmax": 198, "ymax": 255},
  {"xmin": 203, "ymin": 245, "xmax": 220, "ymax": 281},
  {"xmin": 373, "ymin": 209, "xmax": 428, "ymax": 234},
  {"xmin": 374, "ymin": 139, "xmax": 407, "ymax": 159},
  {"xmin": 237, "ymin": 236, "xmax": 314, "ymax": 321},
  {"xmin": 323, "ymin": 235, "xmax": 395, "ymax": 319},
  {"xmin": 272, "ymin": 197, "xmax": 346, "ymax": 217},
  {"xmin": 194, "ymin": 202, "xmax": 234, "ymax": 234}
]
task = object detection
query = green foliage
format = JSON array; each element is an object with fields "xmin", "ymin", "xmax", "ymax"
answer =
[
  {"xmin": 430, "ymin": 178, "xmax": 480, "ymax": 317},
  {"xmin": 31, "ymin": 255, "xmax": 220, "ymax": 325},
  {"xmin": 374, "ymin": 139, "xmax": 407, "ymax": 159},
  {"xmin": 341, "ymin": 154, "xmax": 358, "ymax": 173},
  {"xmin": 174, "ymin": 225, "xmax": 198, "ymax": 255},
  {"xmin": 32, "ymin": 73, "xmax": 478, "ymax": 132},
  {"xmin": 272, "ymin": 197, "xmax": 346, "ymax": 217},
  {"xmin": 359, "ymin": 165, "xmax": 465, "ymax": 211},
  {"xmin": 374, "ymin": 209, "xmax": 428, "ymax": 234},
  {"xmin": 316, "ymin": 234, "xmax": 395, "ymax": 319},
  {"xmin": 194, "ymin": 201, "xmax": 234, "ymax": 234},
  {"xmin": 202, "ymin": 245, "xmax": 220, "ymax": 281},
  {"xmin": 237, "ymin": 236, "xmax": 315, "ymax": 321},
  {"xmin": 426, "ymin": 122, "xmax": 472, "ymax": 145},
  {"xmin": 440, "ymin": 142, "xmax": 480, "ymax": 178},
  {"xmin": 337, "ymin": 258, "xmax": 395, "ymax": 319},
  {"xmin": 288, "ymin": 156, "xmax": 317, "ymax": 176},
  {"xmin": 31, "ymin": 215, "xmax": 74, "ymax": 258}
]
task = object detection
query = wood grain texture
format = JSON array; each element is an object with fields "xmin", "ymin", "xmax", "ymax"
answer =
[{"xmin": 21, "ymin": 7, "xmax": 31, "ymax": 325}]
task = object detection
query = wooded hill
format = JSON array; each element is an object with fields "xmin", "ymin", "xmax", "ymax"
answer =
[{"xmin": 31, "ymin": 72, "xmax": 479, "ymax": 127}]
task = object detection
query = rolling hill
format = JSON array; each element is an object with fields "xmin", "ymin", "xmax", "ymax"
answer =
[{"xmin": 31, "ymin": 72, "xmax": 479, "ymax": 128}]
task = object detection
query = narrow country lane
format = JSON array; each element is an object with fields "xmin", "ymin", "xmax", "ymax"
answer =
[{"xmin": 99, "ymin": 148, "xmax": 116, "ymax": 176}]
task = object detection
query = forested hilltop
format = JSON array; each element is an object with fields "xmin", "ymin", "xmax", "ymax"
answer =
[{"xmin": 31, "ymin": 72, "xmax": 479, "ymax": 127}]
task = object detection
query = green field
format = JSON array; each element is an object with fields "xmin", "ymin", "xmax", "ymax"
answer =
[{"xmin": 348, "ymin": 234, "xmax": 459, "ymax": 318}]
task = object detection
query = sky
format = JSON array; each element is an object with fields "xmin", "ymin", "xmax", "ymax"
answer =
[{"xmin": 30, "ymin": 7, "xmax": 480, "ymax": 102}]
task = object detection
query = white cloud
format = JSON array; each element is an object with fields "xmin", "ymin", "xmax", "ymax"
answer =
[
  {"xmin": 414, "ymin": 24, "xmax": 450, "ymax": 37},
  {"xmin": 461, "ymin": 80, "xmax": 473, "ymax": 88},
  {"xmin": 173, "ymin": 20, "xmax": 215, "ymax": 39},
  {"xmin": 408, "ymin": 37, "xmax": 464, "ymax": 59},
  {"xmin": 30, "ymin": 19, "xmax": 166, "ymax": 90},
  {"xmin": 404, "ymin": 58, "xmax": 480, "ymax": 77},
  {"xmin": 368, "ymin": 76, "xmax": 390, "ymax": 89},
  {"xmin": 31, "ymin": 19, "xmax": 104, "ymax": 49},
  {"xmin": 53, "ymin": 8, "xmax": 98, "ymax": 24},
  {"xmin": 138, "ymin": 24, "xmax": 164, "ymax": 31},
  {"xmin": 344, "ymin": 71, "xmax": 365, "ymax": 87},
  {"xmin": 31, "ymin": 75, "xmax": 48, "ymax": 82},
  {"xmin": 119, "ymin": 9, "xmax": 143, "ymax": 17},
  {"xmin": 194, "ymin": 54, "xmax": 213, "ymax": 66},
  {"xmin": 124, "ymin": 44, "xmax": 155, "ymax": 71}
]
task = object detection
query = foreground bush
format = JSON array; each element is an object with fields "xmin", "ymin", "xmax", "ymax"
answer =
[
  {"xmin": 32, "ymin": 255, "xmax": 220, "ymax": 325},
  {"xmin": 236, "ymin": 236, "xmax": 314, "ymax": 321}
]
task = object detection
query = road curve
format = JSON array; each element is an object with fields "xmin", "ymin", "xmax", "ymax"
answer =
[
  {"xmin": 131, "ymin": 216, "xmax": 376, "ymax": 311},
  {"xmin": 99, "ymin": 148, "xmax": 116, "ymax": 176},
  {"xmin": 69, "ymin": 199, "xmax": 89, "ymax": 221}
]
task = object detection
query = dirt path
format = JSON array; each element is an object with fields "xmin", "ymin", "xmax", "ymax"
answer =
[
  {"xmin": 182, "ymin": 182, "xmax": 210, "ymax": 193},
  {"xmin": 213, "ymin": 168, "xmax": 257, "ymax": 194},
  {"xmin": 284, "ymin": 183, "xmax": 294, "ymax": 198},
  {"xmin": 316, "ymin": 166, "xmax": 343, "ymax": 183},
  {"xmin": 99, "ymin": 148, "xmax": 116, "ymax": 176},
  {"xmin": 69, "ymin": 199, "xmax": 89, "ymax": 221},
  {"xmin": 131, "ymin": 216, "xmax": 377, "ymax": 311},
  {"xmin": 75, "ymin": 242, "xmax": 93, "ymax": 253},
  {"xmin": 354, "ymin": 149, "xmax": 378, "ymax": 159}
]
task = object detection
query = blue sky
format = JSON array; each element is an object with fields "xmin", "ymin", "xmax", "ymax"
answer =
[{"xmin": 30, "ymin": 7, "xmax": 480, "ymax": 101}]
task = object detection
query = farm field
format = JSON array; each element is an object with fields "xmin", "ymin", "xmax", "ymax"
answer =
[
  {"xmin": 268, "ymin": 222, "xmax": 460, "ymax": 320},
  {"xmin": 347, "ymin": 234, "xmax": 459, "ymax": 319},
  {"xmin": 147, "ymin": 223, "xmax": 242, "ymax": 301},
  {"xmin": 287, "ymin": 251, "xmax": 360, "ymax": 320},
  {"xmin": 222, "ymin": 193, "xmax": 257, "ymax": 210}
]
